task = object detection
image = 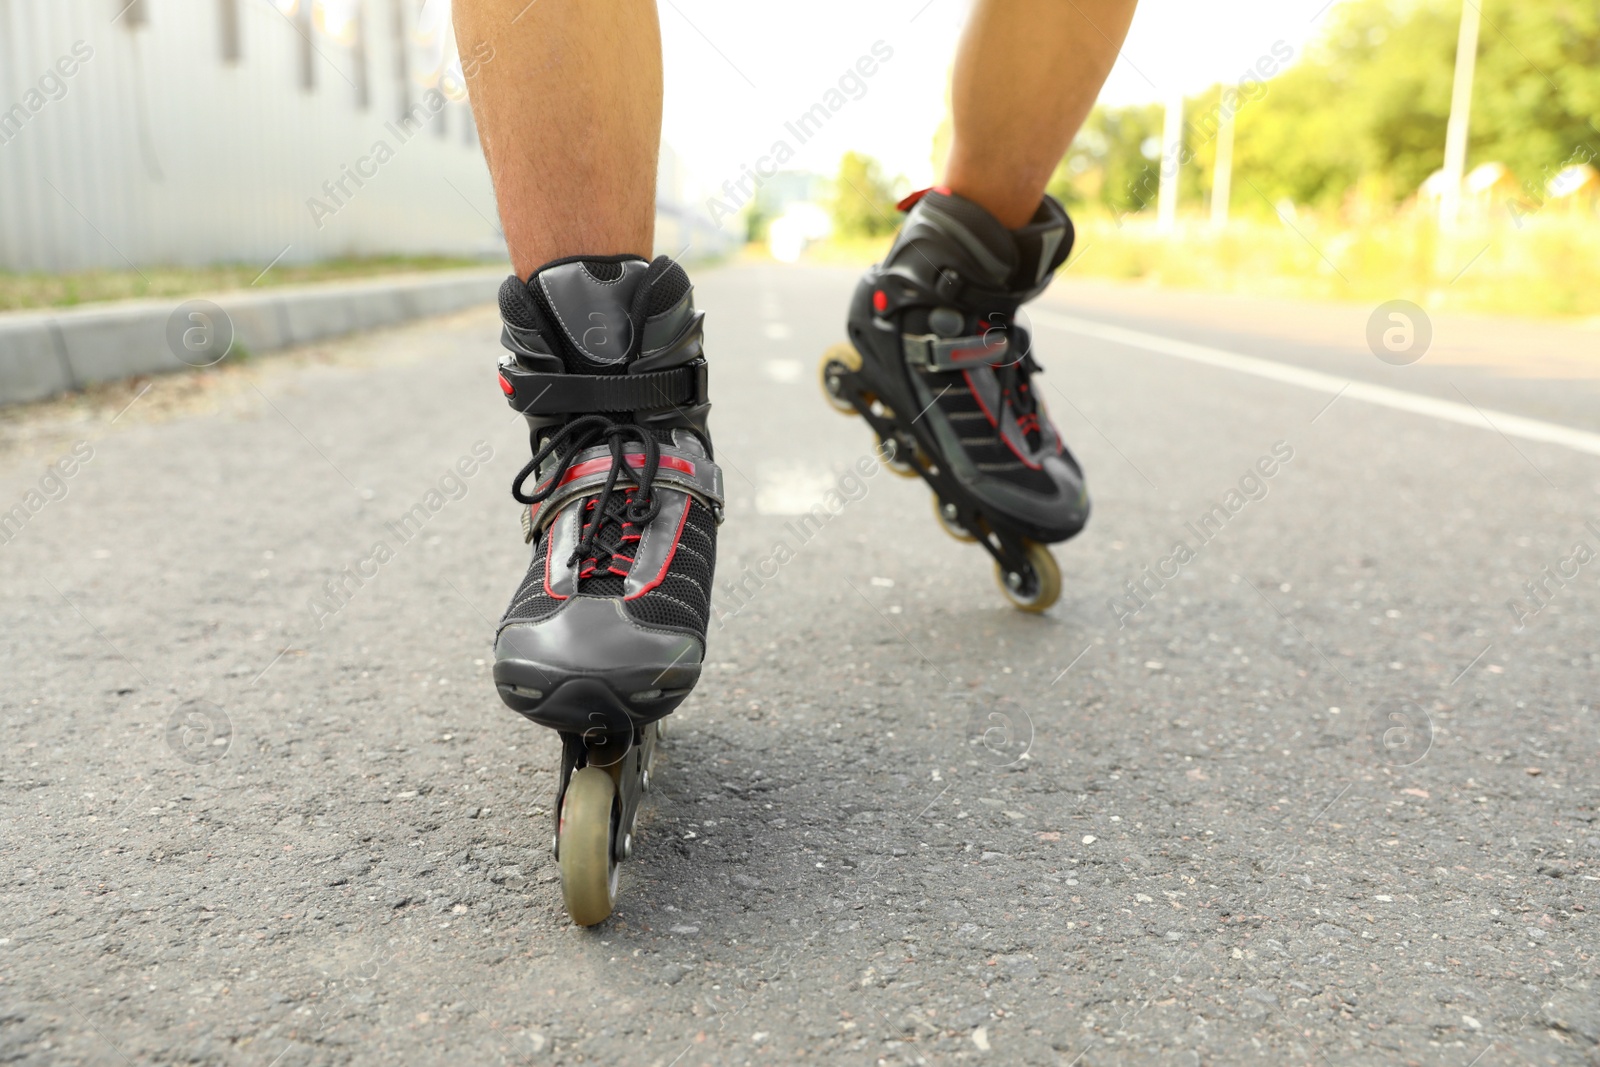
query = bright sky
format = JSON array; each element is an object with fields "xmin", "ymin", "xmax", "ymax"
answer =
[{"xmin": 657, "ymin": 0, "xmax": 1348, "ymax": 205}]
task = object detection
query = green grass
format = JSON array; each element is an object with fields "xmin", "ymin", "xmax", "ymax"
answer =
[
  {"xmin": 792, "ymin": 208, "xmax": 1600, "ymax": 320},
  {"xmin": 1059, "ymin": 210, "xmax": 1600, "ymax": 319},
  {"xmin": 0, "ymin": 255, "xmax": 498, "ymax": 313}
]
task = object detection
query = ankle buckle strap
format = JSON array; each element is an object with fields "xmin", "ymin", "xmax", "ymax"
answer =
[
  {"xmin": 500, "ymin": 359, "xmax": 708, "ymax": 415},
  {"xmin": 903, "ymin": 332, "xmax": 1010, "ymax": 371}
]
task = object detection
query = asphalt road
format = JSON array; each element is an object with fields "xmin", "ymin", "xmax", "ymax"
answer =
[{"xmin": 2, "ymin": 263, "xmax": 1597, "ymax": 1066}]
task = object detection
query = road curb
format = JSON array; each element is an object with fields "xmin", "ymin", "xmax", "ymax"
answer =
[{"xmin": 0, "ymin": 267, "xmax": 507, "ymax": 407}]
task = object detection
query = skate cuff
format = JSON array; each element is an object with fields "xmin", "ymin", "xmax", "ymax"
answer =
[
  {"xmin": 500, "ymin": 359, "xmax": 709, "ymax": 415},
  {"xmin": 527, "ymin": 444, "xmax": 724, "ymax": 534},
  {"xmin": 875, "ymin": 267, "xmax": 1035, "ymax": 320},
  {"xmin": 903, "ymin": 332, "xmax": 1011, "ymax": 371}
]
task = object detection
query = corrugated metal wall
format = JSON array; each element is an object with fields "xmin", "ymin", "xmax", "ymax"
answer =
[
  {"xmin": 0, "ymin": 0, "xmax": 724, "ymax": 272},
  {"xmin": 0, "ymin": 0, "xmax": 503, "ymax": 270}
]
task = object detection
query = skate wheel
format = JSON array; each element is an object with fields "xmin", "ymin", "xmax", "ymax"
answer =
[
  {"xmin": 557, "ymin": 766, "xmax": 619, "ymax": 926},
  {"xmin": 880, "ymin": 435, "xmax": 921, "ymax": 479},
  {"xmin": 932, "ymin": 497, "xmax": 977, "ymax": 543},
  {"xmin": 994, "ymin": 540, "xmax": 1061, "ymax": 614},
  {"xmin": 819, "ymin": 343, "xmax": 863, "ymax": 416}
]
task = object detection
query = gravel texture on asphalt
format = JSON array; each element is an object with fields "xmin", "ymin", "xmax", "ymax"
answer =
[{"xmin": 2, "ymin": 264, "xmax": 1596, "ymax": 1065}]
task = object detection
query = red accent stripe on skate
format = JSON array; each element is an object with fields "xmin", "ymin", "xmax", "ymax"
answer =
[
  {"xmin": 947, "ymin": 335, "xmax": 1009, "ymax": 365},
  {"xmin": 963, "ymin": 369, "xmax": 997, "ymax": 429},
  {"xmin": 624, "ymin": 497, "xmax": 691, "ymax": 601},
  {"xmin": 529, "ymin": 456, "xmax": 697, "ymax": 510},
  {"xmin": 542, "ymin": 512, "xmax": 568, "ymax": 601},
  {"xmin": 895, "ymin": 187, "xmax": 932, "ymax": 212},
  {"xmin": 557, "ymin": 454, "xmax": 695, "ymax": 487},
  {"xmin": 961, "ymin": 369, "xmax": 1042, "ymax": 471},
  {"xmin": 498, "ymin": 372, "xmax": 515, "ymax": 396}
]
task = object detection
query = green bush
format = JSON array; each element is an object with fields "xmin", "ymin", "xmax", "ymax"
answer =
[{"xmin": 830, "ymin": 152, "xmax": 901, "ymax": 239}]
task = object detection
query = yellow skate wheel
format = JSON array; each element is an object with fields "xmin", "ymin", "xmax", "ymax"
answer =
[
  {"xmin": 994, "ymin": 540, "xmax": 1061, "ymax": 614},
  {"xmin": 558, "ymin": 766, "xmax": 618, "ymax": 926},
  {"xmin": 932, "ymin": 497, "xmax": 977, "ymax": 543},
  {"xmin": 819, "ymin": 343, "xmax": 863, "ymax": 416}
]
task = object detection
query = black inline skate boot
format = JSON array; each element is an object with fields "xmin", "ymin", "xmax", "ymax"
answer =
[
  {"xmin": 820, "ymin": 187, "xmax": 1088, "ymax": 612},
  {"xmin": 493, "ymin": 253, "xmax": 723, "ymax": 924}
]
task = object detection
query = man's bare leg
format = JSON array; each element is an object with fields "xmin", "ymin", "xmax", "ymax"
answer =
[
  {"xmin": 460, "ymin": 4, "xmax": 724, "ymax": 929},
  {"xmin": 824, "ymin": 1, "xmax": 1137, "ymax": 615},
  {"xmin": 945, "ymin": 0, "xmax": 1139, "ymax": 227},
  {"xmin": 453, "ymin": 0, "xmax": 662, "ymax": 275}
]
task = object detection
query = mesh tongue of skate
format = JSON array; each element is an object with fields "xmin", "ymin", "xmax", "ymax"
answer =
[{"xmin": 574, "ymin": 487, "xmax": 646, "ymax": 592}]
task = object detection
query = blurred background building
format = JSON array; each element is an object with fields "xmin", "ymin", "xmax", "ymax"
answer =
[{"xmin": 0, "ymin": 0, "xmax": 726, "ymax": 273}]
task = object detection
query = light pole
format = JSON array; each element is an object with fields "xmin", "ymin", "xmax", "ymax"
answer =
[
  {"xmin": 1158, "ymin": 89, "xmax": 1184, "ymax": 232},
  {"xmin": 1211, "ymin": 94, "xmax": 1236, "ymax": 230},
  {"xmin": 1439, "ymin": 0, "xmax": 1483, "ymax": 231}
]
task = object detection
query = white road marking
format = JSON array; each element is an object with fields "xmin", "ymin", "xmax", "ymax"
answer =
[
  {"xmin": 1033, "ymin": 310, "xmax": 1600, "ymax": 460},
  {"xmin": 754, "ymin": 464, "xmax": 838, "ymax": 515},
  {"xmin": 764, "ymin": 358, "xmax": 802, "ymax": 384}
]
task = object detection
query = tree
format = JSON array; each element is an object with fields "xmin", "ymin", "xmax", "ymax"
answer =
[
  {"xmin": 830, "ymin": 152, "xmax": 900, "ymax": 238},
  {"xmin": 1471, "ymin": 0, "xmax": 1600, "ymax": 185},
  {"xmin": 1050, "ymin": 103, "xmax": 1165, "ymax": 215},
  {"xmin": 1235, "ymin": 0, "xmax": 1600, "ymax": 207},
  {"xmin": 1056, "ymin": 0, "xmax": 1600, "ymax": 214},
  {"xmin": 1236, "ymin": 0, "xmax": 1460, "ymax": 207}
]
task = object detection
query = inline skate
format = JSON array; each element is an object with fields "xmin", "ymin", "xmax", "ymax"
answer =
[
  {"xmin": 493, "ymin": 253, "xmax": 722, "ymax": 925},
  {"xmin": 820, "ymin": 188, "xmax": 1089, "ymax": 612}
]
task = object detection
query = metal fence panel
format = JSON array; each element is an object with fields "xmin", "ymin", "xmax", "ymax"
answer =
[{"xmin": 0, "ymin": 1, "xmax": 448, "ymax": 270}]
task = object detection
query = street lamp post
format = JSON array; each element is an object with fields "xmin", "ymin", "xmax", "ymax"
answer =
[
  {"xmin": 1439, "ymin": 0, "xmax": 1483, "ymax": 231},
  {"xmin": 1211, "ymin": 95, "xmax": 1236, "ymax": 230},
  {"xmin": 1158, "ymin": 89, "xmax": 1184, "ymax": 233}
]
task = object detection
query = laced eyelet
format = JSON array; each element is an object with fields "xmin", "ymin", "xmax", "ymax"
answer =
[{"xmin": 512, "ymin": 414, "xmax": 665, "ymax": 581}]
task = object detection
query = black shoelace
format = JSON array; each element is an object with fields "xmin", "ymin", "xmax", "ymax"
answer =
[{"xmin": 512, "ymin": 415, "xmax": 663, "ymax": 573}]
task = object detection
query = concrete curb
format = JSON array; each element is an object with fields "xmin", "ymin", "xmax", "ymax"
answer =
[{"xmin": 0, "ymin": 267, "xmax": 507, "ymax": 407}]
